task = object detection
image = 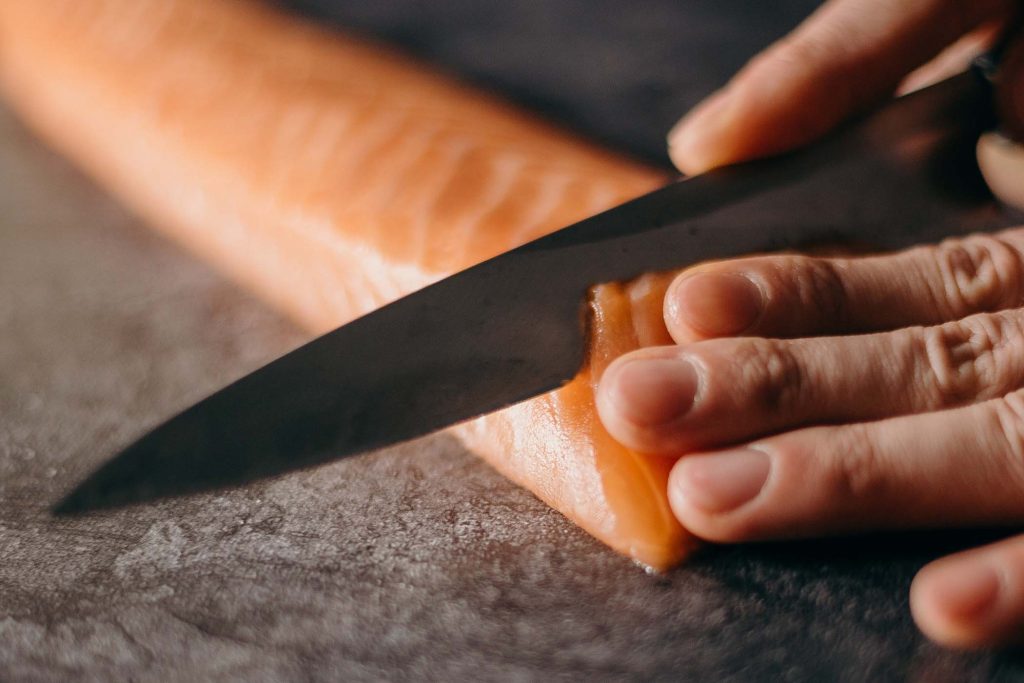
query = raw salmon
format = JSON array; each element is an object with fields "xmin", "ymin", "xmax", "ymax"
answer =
[{"xmin": 0, "ymin": 0, "xmax": 696, "ymax": 569}]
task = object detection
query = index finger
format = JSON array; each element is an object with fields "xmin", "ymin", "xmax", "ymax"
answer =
[{"xmin": 669, "ymin": 0, "xmax": 1012, "ymax": 175}]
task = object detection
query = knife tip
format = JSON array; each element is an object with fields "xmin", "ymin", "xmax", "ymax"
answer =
[
  {"xmin": 51, "ymin": 494, "xmax": 86, "ymax": 516},
  {"xmin": 51, "ymin": 485, "xmax": 105, "ymax": 516},
  {"xmin": 50, "ymin": 463, "xmax": 145, "ymax": 516}
]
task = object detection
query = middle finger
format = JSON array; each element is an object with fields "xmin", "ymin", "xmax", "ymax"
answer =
[{"xmin": 597, "ymin": 308, "xmax": 1024, "ymax": 455}]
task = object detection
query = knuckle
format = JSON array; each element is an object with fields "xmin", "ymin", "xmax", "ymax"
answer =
[
  {"xmin": 919, "ymin": 312, "xmax": 1024, "ymax": 405},
  {"xmin": 788, "ymin": 256, "xmax": 849, "ymax": 325},
  {"xmin": 931, "ymin": 234, "xmax": 1024, "ymax": 315},
  {"xmin": 735, "ymin": 339, "xmax": 806, "ymax": 414},
  {"xmin": 826, "ymin": 425, "xmax": 888, "ymax": 504}
]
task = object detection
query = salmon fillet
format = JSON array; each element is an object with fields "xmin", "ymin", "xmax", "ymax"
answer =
[{"xmin": 0, "ymin": 0, "xmax": 696, "ymax": 569}]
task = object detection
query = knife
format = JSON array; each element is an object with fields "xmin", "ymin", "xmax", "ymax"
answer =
[{"xmin": 54, "ymin": 66, "xmax": 1012, "ymax": 514}]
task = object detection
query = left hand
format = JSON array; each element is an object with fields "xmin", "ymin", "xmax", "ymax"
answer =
[{"xmin": 597, "ymin": 0, "xmax": 1024, "ymax": 651}]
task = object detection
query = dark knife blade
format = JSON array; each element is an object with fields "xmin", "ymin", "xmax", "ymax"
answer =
[{"xmin": 55, "ymin": 70, "xmax": 1010, "ymax": 514}]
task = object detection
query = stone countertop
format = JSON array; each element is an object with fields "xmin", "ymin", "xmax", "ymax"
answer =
[{"xmin": 2, "ymin": 1, "xmax": 1024, "ymax": 680}]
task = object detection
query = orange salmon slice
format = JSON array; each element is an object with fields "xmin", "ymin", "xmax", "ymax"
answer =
[{"xmin": 0, "ymin": 0, "xmax": 697, "ymax": 569}]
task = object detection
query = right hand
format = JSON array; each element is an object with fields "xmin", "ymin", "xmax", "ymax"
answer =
[
  {"xmin": 599, "ymin": 0, "xmax": 1024, "ymax": 651},
  {"xmin": 667, "ymin": 0, "xmax": 1024, "ymax": 206}
]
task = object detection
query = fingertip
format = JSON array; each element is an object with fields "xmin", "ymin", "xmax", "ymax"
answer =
[
  {"xmin": 911, "ymin": 554, "xmax": 1004, "ymax": 650},
  {"xmin": 595, "ymin": 350, "xmax": 699, "ymax": 454},
  {"xmin": 670, "ymin": 447, "xmax": 769, "ymax": 508},
  {"xmin": 667, "ymin": 90, "xmax": 740, "ymax": 175},
  {"xmin": 667, "ymin": 449, "xmax": 771, "ymax": 543},
  {"xmin": 667, "ymin": 458, "xmax": 700, "ymax": 530},
  {"xmin": 665, "ymin": 270, "xmax": 764, "ymax": 343}
]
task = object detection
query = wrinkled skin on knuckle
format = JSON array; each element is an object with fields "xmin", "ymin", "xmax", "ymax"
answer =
[
  {"xmin": 786, "ymin": 256, "xmax": 849, "ymax": 327},
  {"xmin": 733, "ymin": 338, "xmax": 807, "ymax": 416},
  {"xmin": 919, "ymin": 314, "xmax": 1017, "ymax": 406},
  {"xmin": 969, "ymin": 311, "xmax": 1024, "ymax": 388},
  {"xmin": 932, "ymin": 234, "xmax": 1024, "ymax": 314},
  {"xmin": 824, "ymin": 424, "xmax": 890, "ymax": 511}
]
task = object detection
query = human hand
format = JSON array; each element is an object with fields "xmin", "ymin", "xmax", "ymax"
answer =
[{"xmin": 597, "ymin": 0, "xmax": 1024, "ymax": 650}]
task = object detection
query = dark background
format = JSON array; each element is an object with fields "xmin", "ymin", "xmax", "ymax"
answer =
[
  {"xmin": 285, "ymin": 0, "xmax": 826, "ymax": 166},
  {"xmin": 3, "ymin": 0, "xmax": 1024, "ymax": 680}
]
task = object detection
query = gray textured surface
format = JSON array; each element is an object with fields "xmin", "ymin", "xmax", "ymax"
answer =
[{"xmin": 4, "ymin": 1, "xmax": 1024, "ymax": 680}]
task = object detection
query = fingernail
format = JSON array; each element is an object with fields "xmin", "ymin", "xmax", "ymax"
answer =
[
  {"xmin": 669, "ymin": 272, "xmax": 763, "ymax": 337},
  {"xmin": 607, "ymin": 357, "xmax": 699, "ymax": 427},
  {"xmin": 672, "ymin": 449, "xmax": 770, "ymax": 514},
  {"xmin": 668, "ymin": 91, "xmax": 735, "ymax": 174},
  {"xmin": 927, "ymin": 560, "xmax": 1001, "ymax": 622}
]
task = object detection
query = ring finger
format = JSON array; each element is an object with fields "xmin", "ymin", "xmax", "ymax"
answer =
[{"xmin": 666, "ymin": 387, "xmax": 1024, "ymax": 543}]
